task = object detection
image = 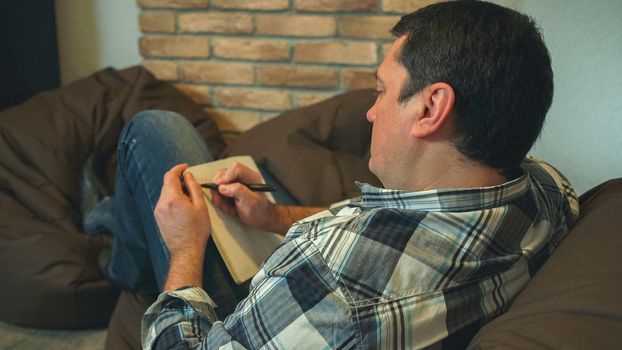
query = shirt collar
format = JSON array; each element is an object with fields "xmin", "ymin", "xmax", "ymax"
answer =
[{"xmin": 352, "ymin": 173, "xmax": 531, "ymax": 212}]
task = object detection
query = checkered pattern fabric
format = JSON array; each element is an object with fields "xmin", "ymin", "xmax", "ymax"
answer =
[{"xmin": 142, "ymin": 157, "xmax": 579, "ymax": 349}]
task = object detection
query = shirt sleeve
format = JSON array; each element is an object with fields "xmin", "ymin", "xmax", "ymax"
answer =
[
  {"xmin": 142, "ymin": 237, "xmax": 355, "ymax": 349},
  {"xmin": 142, "ymin": 287, "xmax": 217, "ymax": 349}
]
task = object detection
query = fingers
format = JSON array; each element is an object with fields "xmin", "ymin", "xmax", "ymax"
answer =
[
  {"xmin": 183, "ymin": 171, "xmax": 206, "ymax": 208},
  {"xmin": 216, "ymin": 182, "xmax": 255, "ymax": 211},
  {"xmin": 162, "ymin": 163, "xmax": 189, "ymax": 196},
  {"xmin": 217, "ymin": 182, "xmax": 255, "ymax": 201},
  {"xmin": 213, "ymin": 168, "xmax": 227, "ymax": 183},
  {"xmin": 212, "ymin": 182, "xmax": 260, "ymax": 217},
  {"xmin": 211, "ymin": 191, "xmax": 236, "ymax": 216},
  {"xmin": 212, "ymin": 162, "xmax": 262, "ymax": 185}
]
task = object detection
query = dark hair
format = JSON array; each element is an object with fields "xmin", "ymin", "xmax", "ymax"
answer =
[{"xmin": 391, "ymin": 0, "xmax": 553, "ymax": 172}]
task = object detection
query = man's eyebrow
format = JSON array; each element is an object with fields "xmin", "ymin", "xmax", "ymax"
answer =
[{"xmin": 375, "ymin": 72, "xmax": 384, "ymax": 85}]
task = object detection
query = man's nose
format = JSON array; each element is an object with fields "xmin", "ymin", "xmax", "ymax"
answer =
[{"xmin": 366, "ymin": 105, "xmax": 376, "ymax": 123}]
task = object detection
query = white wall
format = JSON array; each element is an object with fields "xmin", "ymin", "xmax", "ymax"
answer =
[
  {"xmin": 55, "ymin": 0, "xmax": 141, "ymax": 85},
  {"xmin": 497, "ymin": 0, "xmax": 622, "ymax": 194},
  {"xmin": 55, "ymin": 0, "xmax": 621, "ymax": 194}
]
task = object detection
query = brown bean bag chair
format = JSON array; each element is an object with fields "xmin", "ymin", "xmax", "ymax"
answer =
[
  {"xmin": 468, "ymin": 178, "xmax": 622, "ymax": 349},
  {"xmin": 0, "ymin": 66, "xmax": 225, "ymax": 329}
]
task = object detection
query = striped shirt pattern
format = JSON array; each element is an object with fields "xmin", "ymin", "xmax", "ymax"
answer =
[{"xmin": 142, "ymin": 157, "xmax": 579, "ymax": 349}]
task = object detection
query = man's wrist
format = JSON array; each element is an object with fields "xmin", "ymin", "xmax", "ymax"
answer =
[
  {"xmin": 270, "ymin": 205, "xmax": 327, "ymax": 235},
  {"xmin": 268, "ymin": 204, "xmax": 285, "ymax": 235},
  {"xmin": 164, "ymin": 249, "xmax": 206, "ymax": 291}
]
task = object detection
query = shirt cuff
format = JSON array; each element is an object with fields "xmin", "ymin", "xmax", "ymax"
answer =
[
  {"xmin": 142, "ymin": 286, "xmax": 219, "ymax": 348},
  {"xmin": 166, "ymin": 286, "xmax": 218, "ymax": 311}
]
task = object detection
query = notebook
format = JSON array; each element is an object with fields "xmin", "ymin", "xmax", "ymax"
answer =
[{"xmin": 186, "ymin": 156, "xmax": 283, "ymax": 284}]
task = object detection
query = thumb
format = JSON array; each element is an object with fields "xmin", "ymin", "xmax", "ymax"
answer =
[{"xmin": 219, "ymin": 183, "xmax": 255, "ymax": 205}]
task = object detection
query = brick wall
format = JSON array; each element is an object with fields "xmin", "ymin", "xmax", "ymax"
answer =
[{"xmin": 138, "ymin": 0, "xmax": 437, "ymax": 133}]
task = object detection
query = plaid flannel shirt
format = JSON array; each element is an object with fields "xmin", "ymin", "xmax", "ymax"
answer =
[{"xmin": 142, "ymin": 157, "xmax": 579, "ymax": 349}]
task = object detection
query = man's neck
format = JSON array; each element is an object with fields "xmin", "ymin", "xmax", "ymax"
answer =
[
  {"xmin": 412, "ymin": 162, "xmax": 506, "ymax": 191},
  {"xmin": 403, "ymin": 147, "xmax": 507, "ymax": 192}
]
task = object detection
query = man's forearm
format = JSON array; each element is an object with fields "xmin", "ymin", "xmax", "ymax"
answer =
[
  {"xmin": 163, "ymin": 249, "xmax": 206, "ymax": 292},
  {"xmin": 270, "ymin": 205, "xmax": 326, "ymax": 235}
]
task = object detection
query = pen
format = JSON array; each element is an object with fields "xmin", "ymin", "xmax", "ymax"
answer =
[{"xmin": 200, "ymin": 183, "xmax": 276, "ymax": 192}]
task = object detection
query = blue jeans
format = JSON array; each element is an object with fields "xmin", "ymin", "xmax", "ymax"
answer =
[{"xmin": 108, "ymin": 110, "xmax": 257, "ymax": 315}]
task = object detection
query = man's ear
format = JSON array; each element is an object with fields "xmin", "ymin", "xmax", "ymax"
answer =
[{"xmin": 411, "ymin": 82, "xmax": 455, "ymax": 138}]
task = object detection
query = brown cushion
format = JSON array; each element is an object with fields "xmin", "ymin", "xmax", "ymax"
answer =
[
  {"xmin": 468, "ymin": 178, "xmax": 622, "ymax": 349},
  {"xmin": 105, "ymin": 291, "xmax": 157, "ymax": 350},
  {"xmin": 227, "ymin": 89, "xmax": 380, "ymax": 206},
  {"xmin": 0, "ymin": 66, "xmax": 224, "ymax": 329}
]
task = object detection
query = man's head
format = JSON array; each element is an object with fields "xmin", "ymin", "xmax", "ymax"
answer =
[{"xmin": 367, "ymin": 0, "xmax": 553, "ymax": 186}]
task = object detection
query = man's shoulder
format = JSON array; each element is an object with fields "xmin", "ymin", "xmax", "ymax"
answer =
[
  {"xmin": 293, "ymin": 204, "xmax": 426, "ymax": 245},
  {"xmin": 287, "ymin": 206, "xmax": 435, "ymax": 295},
  {"xmin": 521, "ymin": 156, "xmax": 580, "ymax": 225},
  {"xmin": 521, "ymin": 157, "xmax": 572, "ymax": 191}
]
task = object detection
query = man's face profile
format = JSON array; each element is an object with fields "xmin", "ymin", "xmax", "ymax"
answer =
[{"xmin": 366, "ymin": 35, "xmax": 423, "ymax": 189}]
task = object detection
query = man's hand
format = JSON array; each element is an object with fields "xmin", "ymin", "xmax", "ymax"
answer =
[
  {"xmin": 211, "ymin": 162, "xmax": 280, "ymax": 233},
  {"xmin": 211, "ymin": 162, "xmax": 327, "ymax": 235},
  {"xmin": 154, "ymin": 163, "xmax": 211, "ymax": 291}
]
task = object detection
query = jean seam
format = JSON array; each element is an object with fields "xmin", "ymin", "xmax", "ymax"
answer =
[{"xmin": 124, "ymin": 137, "xmax": 171, "ymax": 263}]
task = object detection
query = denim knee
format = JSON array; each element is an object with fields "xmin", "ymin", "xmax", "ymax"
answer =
[
  {"xmin": 116, "ymin": 109, "xmax": 213, "ymax": 169},
  {"xmin": 122, "ymin": 110, "xmax": 193, "ymax": 142}
]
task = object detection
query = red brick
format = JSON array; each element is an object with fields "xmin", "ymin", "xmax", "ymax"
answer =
[
  {"xmin": 382, "ymin": 0, "xmax": 438, "ymax": 13},
  {"xmin": 140, "ymin": 35, "xmax": 209, "ymax": 58},
  {"xmin": 179, "ymin": 12, "xmax": 253, "ymax": 34},
  {"xmin": 212, "ymin": 0, "xmax": 289, "ymax": 10},
  {"xmin": 139, "ymin": 12, "xmax": 176, "ymax": 33},
  {"xmin": 142, "ymin": 60, "xmax": 178, "ymax": 80},
  {"xmin": 339, "ymin": 16, "xmax": 400, "ymax": 39},
  {"xmin": 217, "ymin": 88, "xmax": 291, "ymax": 110},
  {"xmin": 294, "ymin": 41, "xmax": 377, "ymax": 65},
  {"xmin": 175, "ymin": 84, "xmax": 212, "ymax": 105},
  {"xmin": 342, "ymin": 69, "xmax": 376, "ymax": 89},
  {"xmin": 138, "ymin": 0, "xmax": 208, "ymax": 9},
  {"xmin": 181, "ymin": 61, "xmax": 254, "ymax": 84},
  {"xmin": 295, "ymin": 0, "xmax": 375, "ymax": 12},
  {"xmin": 212, "ymin": 38, "xmax": 289, "ymax": 61},
  {"xmin": 256, "ymin": 14, "xmax": 336, "ymax": 37},
  {"xmin": 258, "ymin": 65, "xmax": 338, "ymax": 88}
]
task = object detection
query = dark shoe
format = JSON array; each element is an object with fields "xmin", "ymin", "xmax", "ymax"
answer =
[
  {"xmin": 98, "ymin": 246, "xmax": 112, "ymax": 278},
  {"xmin": 80, "ymin": 153, "xmax": 114, "ymax": 232},
  {"xmin": 84, "ymin": 196, "xmax": 115, "ymax": 235}
]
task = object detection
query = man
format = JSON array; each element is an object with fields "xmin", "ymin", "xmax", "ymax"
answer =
[{"xmin": 117, "ymin": 1, "xmax": 579, "ymax": 348}]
